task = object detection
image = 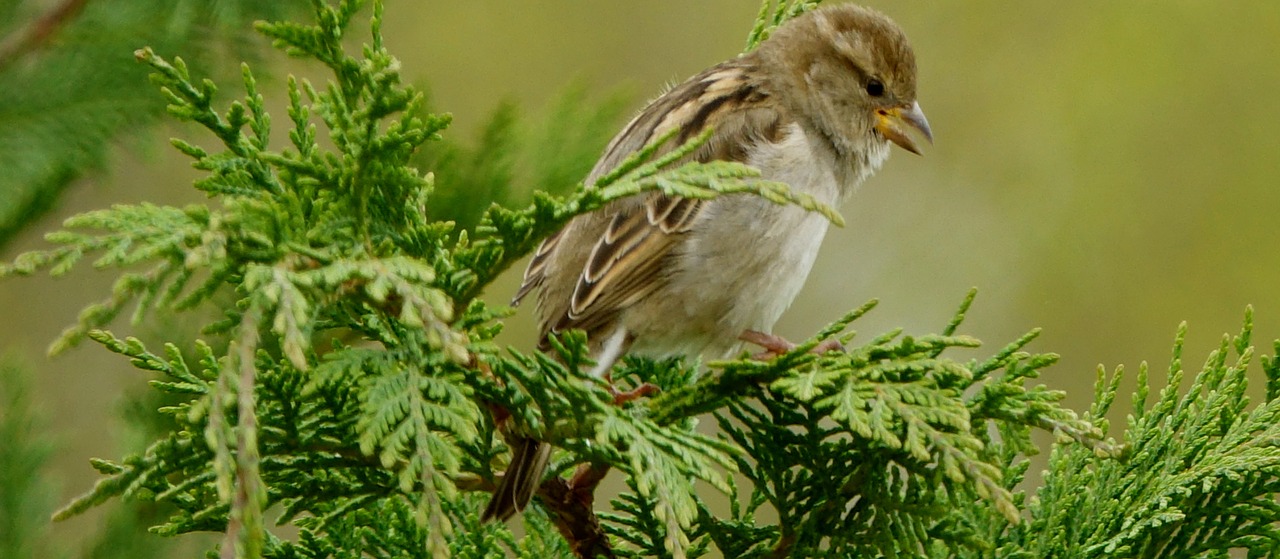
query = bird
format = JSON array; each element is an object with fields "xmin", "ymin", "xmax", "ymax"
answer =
[{"xmin": 482, "ymin": 3, "xmax": 931, "ymax": 522}]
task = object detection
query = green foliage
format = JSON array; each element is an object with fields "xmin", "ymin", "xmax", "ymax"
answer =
[
  {"xmin": 0, "ymin": 0, "xmax": 305, "ymax": 250},
  {"xmin": 745, "ymin": 0, "xmax": 824, "ymax": 51},
  {"xmin": 5, "ymin": 1, "xmax": 1280, "ymax": 559},
  {"xmin": 416, "ymin": 83, "xmax": 633, "ymax": 232},
  {"xmin": 0, "ymin": 357, "xmax": 58, "ymax": 559},
  {"xmin": 1002, "ymin": 310, "xmax": 1280, "ymax": 558}
]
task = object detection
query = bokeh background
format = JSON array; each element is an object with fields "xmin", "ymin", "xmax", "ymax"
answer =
[{"xmin": 3, "ymin": 0, "xmax": 1279, "ymax": 555}]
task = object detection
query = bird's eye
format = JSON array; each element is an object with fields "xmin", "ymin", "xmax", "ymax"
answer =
[{"xmin": 866, "ymin": 79, "xmax": 885, "ymax": 97}]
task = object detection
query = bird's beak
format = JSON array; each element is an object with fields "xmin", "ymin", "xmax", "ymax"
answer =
[{"xmin": 874, "ymin": 101, "xmax": 933, "ymax": 155}]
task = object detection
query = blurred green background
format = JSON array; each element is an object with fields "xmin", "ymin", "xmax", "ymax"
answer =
[{"xmin": 2, "ymin": 0, "xmax": 1279, "ymax": 555}]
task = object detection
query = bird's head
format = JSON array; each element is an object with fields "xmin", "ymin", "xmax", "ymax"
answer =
[{"xmin": 759, "ymin": 5, "xmax": 933, "ymax": 157}]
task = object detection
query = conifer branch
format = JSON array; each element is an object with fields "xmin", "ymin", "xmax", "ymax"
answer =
[{"xmin": 5, "ymin": 1, "xmax": 1279, "ymax": 558}]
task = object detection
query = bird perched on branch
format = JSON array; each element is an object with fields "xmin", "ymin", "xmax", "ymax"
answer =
[{"xmin": 483, "ymin": 3, "xmax": 932, "ymax": 522}]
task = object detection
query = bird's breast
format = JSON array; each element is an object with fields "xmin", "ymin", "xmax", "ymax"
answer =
[{"xmin": 624, "ymin": 123, "xmax": 868, "ymax": 359}]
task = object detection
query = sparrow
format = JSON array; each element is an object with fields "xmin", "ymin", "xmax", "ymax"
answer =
[{"xmin": 483, "ymin": 3, "xmax": 931, "ymax": 522}]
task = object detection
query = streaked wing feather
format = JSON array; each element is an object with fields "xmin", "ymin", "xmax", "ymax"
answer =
[
  {"xmin": 513, "ymin": 228, "xmax": 563, "ymax": 306},
  {"xmin": 560, "ymin": 200, "xmax": 698, "ymax": 335},
  {"xmin": 520, "ymin": 55, "xmax": 789, "ymax": 343}
]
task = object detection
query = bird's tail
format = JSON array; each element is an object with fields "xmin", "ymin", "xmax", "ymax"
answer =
[{"xmin": 481, "ymin": 436, "xmax": 553, "ymax": 522}]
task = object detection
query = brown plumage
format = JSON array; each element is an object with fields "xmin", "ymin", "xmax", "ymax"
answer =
[{"xmin": 483, "ymin": 4, "xmax": 931, "ymax": 523}]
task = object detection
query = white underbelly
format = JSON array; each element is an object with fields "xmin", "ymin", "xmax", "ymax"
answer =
[{"xmin": 621, "ymin": 121, "xmax": 883, "ymax": 359}]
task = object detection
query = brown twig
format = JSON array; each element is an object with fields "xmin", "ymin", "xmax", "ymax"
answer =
[
  {"xmin": 769, "ymin": 533, "xmax": 796, "ymax": 559},
  {"xmin": 0, "ymin": 0, "xmax": 91, "ymax": 73},
  {"xmin": 538, "ymin": 463, "xmax": 615, "ymax": 558}
]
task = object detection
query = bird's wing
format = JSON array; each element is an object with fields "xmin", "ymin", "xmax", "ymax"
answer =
[{"xmin": 512, "ymin": 57, "xmax": 791, "ymax": 346}]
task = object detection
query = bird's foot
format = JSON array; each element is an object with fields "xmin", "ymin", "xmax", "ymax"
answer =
[
  {"xmin": 740, "ymin": 330, "xmax": 795, "ymax": 359},
  {"xmin": 810, "ymin": 338, "xmax": 846, "ymax": 354},
  {"xmin": 608, "ymin": 382, "xmax": 661, "ymax": 405},
  {"xmin": 740, "ymin": 330, "xmax": 844, "ymax": 360}
]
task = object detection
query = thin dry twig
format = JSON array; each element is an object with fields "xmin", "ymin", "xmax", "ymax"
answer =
[
  {"xmin": 0, "ymin": 0, "xmax": 91, "ymax": 72},
  {"xmin": 538, "ymin": 464, "xmax": 616, "ymax": 559}
]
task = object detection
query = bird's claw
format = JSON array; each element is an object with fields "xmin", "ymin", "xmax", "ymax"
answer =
[
  {"xmin": 740, "ymin": 329, "xmax": 844, "ymax": 360},
  {"xmin": 610, "ymin": 382, "xmax": 661, "ymax": 405},
  {"xmin": 810, "ymin": 338, "xmax": 846, "ymax": 354}
]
